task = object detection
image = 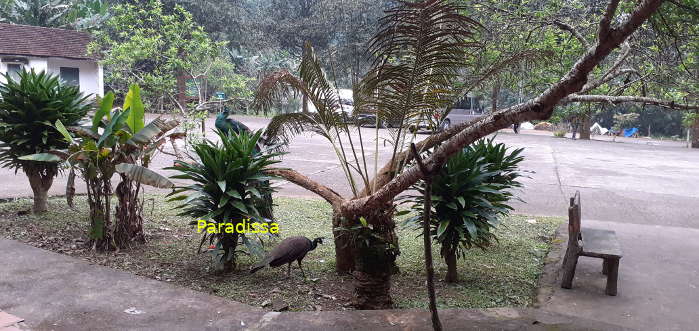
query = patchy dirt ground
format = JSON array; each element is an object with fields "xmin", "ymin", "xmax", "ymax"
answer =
[{"xmin": 0, "ymin": 194, "xmax": 561, "ymax": 312}]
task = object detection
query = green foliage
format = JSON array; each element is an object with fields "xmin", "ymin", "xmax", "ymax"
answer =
[
  {"xmin": 89, "ymin": 0, "xmax": 225, "ymax": 107},
  {"xmin": 402, "ymin": 138, "xmax": 525, "ymax": 260},
  {"xmin": 0, "ymin": 0, "xmax": 109, "ymax": 29},
  {"xmin": 166, "ymin": 129, "xmax": 281, "ymax": 271},
  {"xmin": 22, "ymin": 85, "xmax": 179, "ymax": 248},
  {"xmin": 612, "ymin": 113, "xmax": 640, "ymax": 132},
  {"xmin": 682, "ymin": 112, "xmax": 699, "ymax": 128},
  {"xmin": 0, "ymin": 69, "xmax": 89, "ymax": 171}
]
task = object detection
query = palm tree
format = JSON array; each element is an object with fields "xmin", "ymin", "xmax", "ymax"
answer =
[
  {"xmin": 255, "ymin": 0, "xmax": 481, "ymax": 308},
  {"xmin": 254, "ymin": 0, "xmax": 667, "ymax": 309}
]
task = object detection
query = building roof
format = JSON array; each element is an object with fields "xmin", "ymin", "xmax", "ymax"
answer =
[{"xmin": 0, "ymin": 23, "xmax": 95, "ymax": 60}]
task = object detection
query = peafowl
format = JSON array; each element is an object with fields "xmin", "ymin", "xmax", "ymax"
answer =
[
  {"xmin": 250, "ymin": 236, "xmax": 324, "ymax": 278},
  {"xmin": 215, "ymin": 108, "xmax": 251, "ymax": 136},
  {"xmin": 215, "ymin": 108, "xmax": 274, "ymax": 221}
]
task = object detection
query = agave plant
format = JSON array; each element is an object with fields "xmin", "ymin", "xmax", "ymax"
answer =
[
  {"xmin": 22, "ymin": 85, "xmax": 179, "ymax": 250},
  {"xmin": 166, "ymin": 129, "xmax": 281, "ymax": 273},
  {"xmin": 402, "ymin": 138, "xmax": 524, "ymax": 282},
  {"xmin": 0, "ymin": 69, "xmax": 90, "ymax": 212}
]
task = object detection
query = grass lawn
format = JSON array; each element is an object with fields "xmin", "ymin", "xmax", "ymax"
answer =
[{"xmin": 0, "ymin": 193, "xmax": 561, "ymax": 311}]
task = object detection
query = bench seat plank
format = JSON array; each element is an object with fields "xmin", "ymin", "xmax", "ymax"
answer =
[{"xmin": 580, "ymin": 227, "xmax": 622, "ymax": 259}]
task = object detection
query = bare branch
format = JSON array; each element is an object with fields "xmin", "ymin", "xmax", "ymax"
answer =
[
  {"xmin": 266, "ymin": 168, "xmax": 344, "ymax": 209},
  {"xmin": 594, "ymin": 42, "xmax": 632, "ymax": 86},
  {"xmin": 563, "ymin": 95, "xmax": 699, "ymax": 110},
  {"xmin": 553, "ymin": 20, "xmax": 590, "ymax": 49},
  {"xmin": 580, "ymin": 67, "xmax": 637, "ymax": 93},
  {"xmin": 599, "ymin": 0, "xmax": 621, "ymax": 40}
]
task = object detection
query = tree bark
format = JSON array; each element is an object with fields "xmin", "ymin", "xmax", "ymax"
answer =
[
  {"xmin": 23, "ymin": 164, "xmax": 56, "ymax": 213},
  {"xmin": 349, "ymin": 207, "xmax": 399, "ymax": 309},
  {"xmin": 332, "ymin": 212, "xmax": 356, "ymax": 273},
  {"xmin": 691, "ymin": 117, "xmax": 699, "ymax": 149},
  {"xmin": 221, "ymin": 233, "xmax": 239, "ymax": 273},
  {"xmin": 491, "ymin": 81, "xmax": 500, "ymax": 113},
  {"xmin": 578, "ymin": 114, "xmax": 591, "ymax": 140},
  {"xmin": 114, "ymin": 177, "xmax": 145, "ymax": 248},
  {"xmin": 444, "ymin": 250, "xmax": 458, "ymax": 283},
  {"xmin": 302, "ymin": 94, "xmax": 309, "ymax": 113}
]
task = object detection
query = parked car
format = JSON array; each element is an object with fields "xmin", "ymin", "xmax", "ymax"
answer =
[{"xmin": 410, "ymin": 95, "xmax": 485, "ymax": 133}]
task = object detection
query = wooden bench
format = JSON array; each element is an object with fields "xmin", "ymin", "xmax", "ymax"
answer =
[{"xmin": 561, "ymin": 191, "xmax": 622, "ymax": 296}]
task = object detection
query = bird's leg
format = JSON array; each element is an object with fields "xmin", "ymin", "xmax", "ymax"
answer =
[
  {"xmin": 297, "ymin": 260, "xmax": 306, "ymax": 279},
  {"xmin": 286, "ymin": 263, "xmax": 291, "ymax": 279}
]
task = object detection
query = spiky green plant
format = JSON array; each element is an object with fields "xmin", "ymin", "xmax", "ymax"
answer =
[
  {"xmin": 402, "ymin": 138, "xmax": 524, "ymax": 282},
  {"xmin": 0, "ymin": 69, "xmax": 90, "ymax": 212},
  {"xmin": 166, "ymin": 129, "xmax": 281, "ymax": 273}
]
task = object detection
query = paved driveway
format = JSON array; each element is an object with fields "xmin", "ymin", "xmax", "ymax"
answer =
[{"xmin": 1, "ymin": 114, "xmax": 697, "ymax": 229}]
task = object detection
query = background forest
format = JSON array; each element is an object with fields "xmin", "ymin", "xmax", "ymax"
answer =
[{"xmin": 1, "ymin": 0, "xmax": 696, "ymax": 139}]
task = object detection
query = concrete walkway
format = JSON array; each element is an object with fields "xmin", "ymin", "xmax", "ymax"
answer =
[
  {"xmin": 0, "ymin": 239, "xmax": 627, "ymax": 331},
  {"xmin": 538, "ymin": 220, "xmax": 699, "ymax": 331}
]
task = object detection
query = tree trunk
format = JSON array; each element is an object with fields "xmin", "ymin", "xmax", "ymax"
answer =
[
  {"xmin": 444, "ymin": 249, "xmax": 458, "ymax": 283},
  {"xmin": 578, "ymin": 114, "xmax": 591, "ymax": 140},
  {"xmin": 302, "ymin": 94, "xmax": 309, "ymax": 113},
  {"xmin": 114, "ymin": 177, "xmax": 145, "ymax": 248},
  {"xmin": 23, "ymin": 164, "xmax": 56, "ymax": 213},
  {"xmin": 348, "ymin": 207, "xmax": 399, "ymax": 310},
  {"xmin": 86, "ymin": 177, "xmax": 113, "ymax": 251},
  {"xmin": 691, "ymin": 117, "xmax": 699, "ymax": 149},
  {"xmin": 220, "ymin": 233, "xmax": 239, "ymax": 273},
  {"xmin": 491, "ymin": 81, "xmax": 500, "ymax": 113},
  {"xmin": 332, "ymin": 212, "xmax": 355, "ymax": 273}
]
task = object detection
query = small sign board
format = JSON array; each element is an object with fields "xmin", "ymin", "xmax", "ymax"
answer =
[{"xmin": 215, "ymin": 92, "xmax": 226, "ymax": 100}]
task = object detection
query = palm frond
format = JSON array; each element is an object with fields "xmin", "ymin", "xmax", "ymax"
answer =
[{"xmin": 361, "ymin": 0, "xmax": 482, "ymax": 171}]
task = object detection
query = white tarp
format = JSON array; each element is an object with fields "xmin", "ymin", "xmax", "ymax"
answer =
[
  {"xmin": 520, "ymin": 121, "xmax": 535, "ymax": 130},
  {"xmin": 590, "ymin": 122, "xmax": 609, "ymax": 135}
]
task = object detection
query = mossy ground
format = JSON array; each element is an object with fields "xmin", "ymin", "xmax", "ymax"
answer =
[{"xmin": 0, "ymin": 194, "xmax": 561, "ymax": 311}]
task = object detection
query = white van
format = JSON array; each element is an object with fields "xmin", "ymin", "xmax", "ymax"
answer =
[
  {"xmin": 301, "ymin": 88, "xmax": 354, "ymax": 115},
  {"xmin": 410, "ymin": 95, "xmax": 484, "ymax": 132},
  {"xmin": 440, "ymin": 95, "xmax": 484, "ymax": 130}
]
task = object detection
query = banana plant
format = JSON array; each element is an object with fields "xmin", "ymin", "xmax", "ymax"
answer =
[{"xmin": 22, "ymin": 85, "xmax": 180, "ymax": 250}]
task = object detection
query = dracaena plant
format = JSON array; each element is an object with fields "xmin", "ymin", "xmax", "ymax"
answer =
[
  {"xmin": 401, "ymin": 138, "xmax": 524, "ymax": 283},
  {"xmin": 22, "ymin": 85, "xmax": 179, "ymax": 250},
  {"xmin": 166, "ymin": 129, "xmax": 281, "ymax": 273},
  {"xmin": 0, "ymin": 69, "xmax": 90, "ymax": 213}
]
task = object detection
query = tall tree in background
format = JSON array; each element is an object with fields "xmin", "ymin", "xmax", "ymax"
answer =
[
  {"xmin": 89, "ymin": 0, "xmax": 246, "ymax": 114},
  {"xmin": 0, "ymin": 0, "xmax": 109, "ymax": 29},
  {"xmin": 465, "ymin": 0, "xmax": 698, "ymax": 141}
]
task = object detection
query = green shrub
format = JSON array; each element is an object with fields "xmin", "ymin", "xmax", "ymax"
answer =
[
  {"xmin": 403, "ymin": 138, "xmax": 524, "ymax": 282},
  {"xmin": 553, "ymin": 130, "xmax": 567, "ymax": 138},
  {"xmin": 166, "ymin": 129, "xmax": 281, "ymax": 273},
  {"xmin": 0, "ymin": 69, "xmax": 90, "ymax": 212}
]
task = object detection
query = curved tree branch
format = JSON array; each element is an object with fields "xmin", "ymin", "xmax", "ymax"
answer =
[
  {"xmin": 344, "ymin": 0, "xmax": 666, "ymax": 216},
  {"xmin": 553, "ymin": 20, "xmax": 590, "ymax": 49},
  {"xmin": 563, "ymin": 95, "xmax": 699, "ymax": 110},
  {"xmin": 266, "ymin": 168, "xmax": 345, "ymax": 209}
]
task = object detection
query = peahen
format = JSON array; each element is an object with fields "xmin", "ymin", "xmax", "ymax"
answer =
[
  {"xmin": 250, "ymin": 236, "xmax": 324, "ymax": 278},
  {"xmin": 215, "ymin": 108, "xmax": 274, "ymax": 221}
]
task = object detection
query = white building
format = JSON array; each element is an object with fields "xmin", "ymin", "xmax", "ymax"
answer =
[{"xmin": 0, "ymin": 23, "xmax": 103, "ymax": 97}]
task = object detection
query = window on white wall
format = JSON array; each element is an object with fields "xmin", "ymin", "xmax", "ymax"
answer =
[
  {"xmin": 59, "ymin": 67, "xmax": 80, "ymax": 87},
  {"xmin": 7, "ymin": 64, "xmax": 23, "ymax": 81}
]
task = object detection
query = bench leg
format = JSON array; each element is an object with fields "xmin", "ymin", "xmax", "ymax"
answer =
[
  {"xmin": 602, "ymin": 259, "xmax": 609, "ymax": 275},
  {"xmin": 605, "ymin": 258, "xmax": 619, "ymax": 296},
  {"xmin": 561, "ymin": 254, "xmax": 579, "ymax": 289}
]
